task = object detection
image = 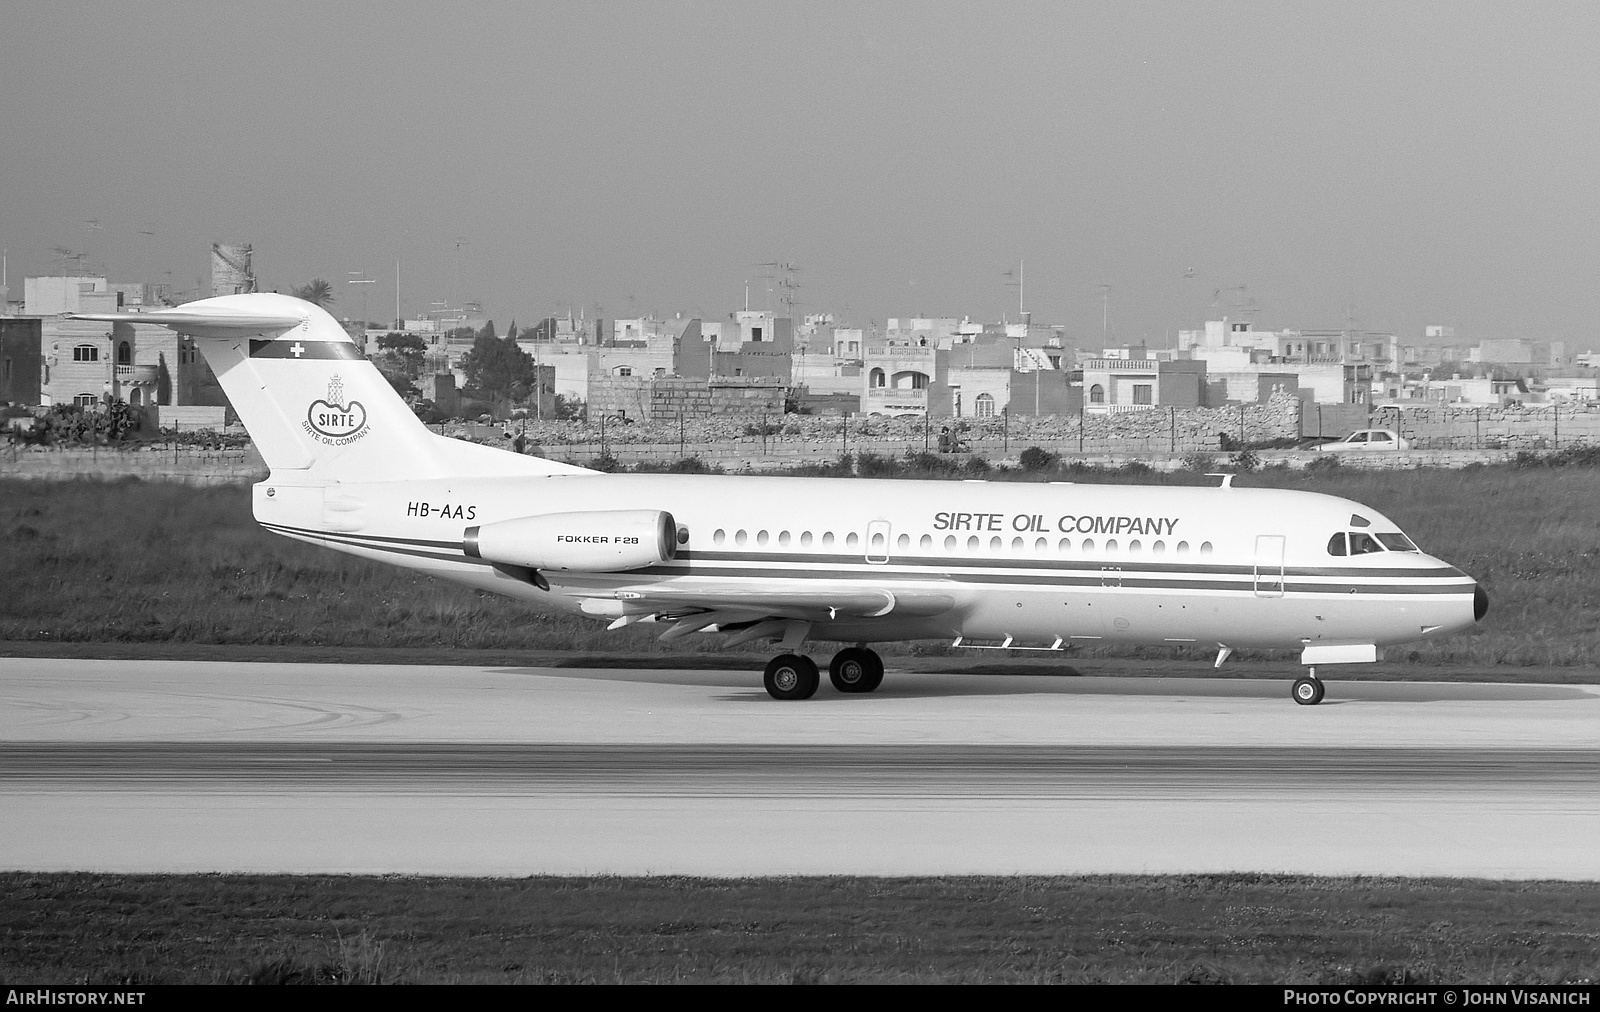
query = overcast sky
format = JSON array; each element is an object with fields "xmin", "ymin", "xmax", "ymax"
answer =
[{"xmin": 4, "ymin": 1, "xmax": 1597, "ymax": 347}]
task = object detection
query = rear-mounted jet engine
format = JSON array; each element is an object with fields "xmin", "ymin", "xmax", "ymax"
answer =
[{"xmin": 464, "ymin": 510, "xmax": 678, "ymax": 572}]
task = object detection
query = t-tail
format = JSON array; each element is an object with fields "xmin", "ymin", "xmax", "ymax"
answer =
[{"xmin": 71, "ymin": 292, "xmax": 590, "ymax": 482}]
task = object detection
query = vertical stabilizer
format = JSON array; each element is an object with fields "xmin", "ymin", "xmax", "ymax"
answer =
[{"xmin": 70, "ymin": 292, "xmax": 589, "ymax": 482}]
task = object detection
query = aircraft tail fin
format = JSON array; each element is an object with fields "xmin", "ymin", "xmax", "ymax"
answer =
[{"xmin": 70, "ymin": 293, "xmax": 591, "ymax": 482}]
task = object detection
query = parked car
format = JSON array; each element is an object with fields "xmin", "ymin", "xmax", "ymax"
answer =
[{"xmin": 1316, "ymin": 428, "xmax": 1410, "ymax": 452}]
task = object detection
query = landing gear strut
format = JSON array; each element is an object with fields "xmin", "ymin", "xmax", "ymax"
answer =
[
  {"xmin": 763, "ymin": 654, "xmax": 819, "ymax": 700},
  {"xmin": 829, "ymin": 647, "xmax": 884, "ymax": 694},
  {"xmin": 1291, "ymin": 668, "xmax": 1326, "ymax": 706}
]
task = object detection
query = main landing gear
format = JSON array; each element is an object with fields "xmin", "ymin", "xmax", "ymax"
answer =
[
  {"xmin": 1291, "ymin": 668, "xmax": 1326, "ymax": 706},
  {"xmin": 762, "ymin": 648, "xmax": 885, "ymax": 700}
]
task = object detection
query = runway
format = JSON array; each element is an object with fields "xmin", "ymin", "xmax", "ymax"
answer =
[{"xmin": 3, "ymin": 657, "xmax": 1599, "ymax": 877}]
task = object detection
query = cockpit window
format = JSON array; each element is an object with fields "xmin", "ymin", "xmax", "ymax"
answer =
[
  {"xmin": 1375, "ymin": 533, "xmax": 1419, "ymax": 552},
  {"xmin": 1326, "ymin": 533, "xmax": 1347, "ymax": 556},
  {"xmin": 1348, "ymin": 532, "xmax": 1383, "ymax": 555}
]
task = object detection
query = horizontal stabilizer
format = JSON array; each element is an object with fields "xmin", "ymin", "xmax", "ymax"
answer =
[{"xmin": 67, "ymin": 308, "xmax": 306, "ymax": 336}]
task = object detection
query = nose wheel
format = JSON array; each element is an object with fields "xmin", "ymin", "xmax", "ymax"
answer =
[{"xmin": 1292, "ymin": 670, "xmax": 1326, "ymax": 706}]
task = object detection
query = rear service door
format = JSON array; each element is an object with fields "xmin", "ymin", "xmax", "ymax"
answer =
[{"xmin": 1254, "ymin": 535, "xmax": 1285, "ymax": 598}]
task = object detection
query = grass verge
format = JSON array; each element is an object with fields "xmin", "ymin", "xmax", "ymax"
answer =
[
  {"xmin": 3, "ymin": 462, "xmax": 1599, "ymax": 667},
  {"xmin": 4, "ymin": 873, "xmax": 1599, "ymax": 984}
]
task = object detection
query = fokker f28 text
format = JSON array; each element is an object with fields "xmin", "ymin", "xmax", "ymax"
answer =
[{"xmin": 74, "ymin": 294, "xmax": 1488, "ymax": 703}]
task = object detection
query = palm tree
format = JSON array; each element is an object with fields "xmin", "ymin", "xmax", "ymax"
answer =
[{"xmin": 292, "ymin": 279, "xmax": 335, "ymax": 307}]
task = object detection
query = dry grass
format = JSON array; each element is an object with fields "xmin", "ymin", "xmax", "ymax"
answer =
[{"xmin": 3, "ymin": 873, "xmax": 1598, "ymax": 984}]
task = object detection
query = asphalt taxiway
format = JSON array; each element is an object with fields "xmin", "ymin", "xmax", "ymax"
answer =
[{"xmin": 3, "ymin": 657, "xmax": 1597, "ymax": 877}]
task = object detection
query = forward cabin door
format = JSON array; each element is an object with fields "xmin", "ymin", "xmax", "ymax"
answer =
[{"xmin": 1254, "ymin": 535, "xmax": 1286, "ymax": 598}]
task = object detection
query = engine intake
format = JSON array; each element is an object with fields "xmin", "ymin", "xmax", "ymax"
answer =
[{"xmin": 463, "ymin": 510, "xmax": 677, "ymax": 572}]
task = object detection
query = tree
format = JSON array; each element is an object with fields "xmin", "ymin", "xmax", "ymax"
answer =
[
  {"xmin": 371, "ymin": 333, "xmax": 427, "ymax": 400},
  {"xmin": 458, "ymin": 332, "xmax": 535, "ymax": 407},
  {"xmin": 291, "ymin": 279, "xmax": 334, "ymax": 307}
]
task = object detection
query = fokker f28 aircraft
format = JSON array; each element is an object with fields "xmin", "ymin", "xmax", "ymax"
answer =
[{"xmin": 73, "ymin": 294, "xmax": 1487, "ymax": 704}]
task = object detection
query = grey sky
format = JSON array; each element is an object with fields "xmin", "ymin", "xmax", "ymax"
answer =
[{"xmin": 4, "ymin": 1, "xmax": 1597, "ymax": 347}]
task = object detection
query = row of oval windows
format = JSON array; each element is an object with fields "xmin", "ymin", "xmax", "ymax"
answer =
[{"xmin": 709, "ymin": 528, "xmax": 1214, "ymax": 557}]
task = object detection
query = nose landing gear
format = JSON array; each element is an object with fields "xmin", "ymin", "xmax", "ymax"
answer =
[{"xmin": 1292, "ymin": 668, "xmax": 1326, "ymax": 706}]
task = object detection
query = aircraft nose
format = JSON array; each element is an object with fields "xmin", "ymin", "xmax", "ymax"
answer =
[{"xmin": 1474, "ymin": 584, "xmax": 1490, "ymax": 622}]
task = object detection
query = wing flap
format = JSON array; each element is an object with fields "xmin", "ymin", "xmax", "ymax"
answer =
[{"xmin": 587, "ymin": 582, "xmax": 957, "ymax": 621}]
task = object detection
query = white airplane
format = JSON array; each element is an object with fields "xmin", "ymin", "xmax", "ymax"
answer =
[{"xmin": 73, "ymin": 294, "xmax": 1487, "ymax": 704}]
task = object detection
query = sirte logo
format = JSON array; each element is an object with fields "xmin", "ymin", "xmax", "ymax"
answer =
[{"xmin": 304, "ymin": 374, "xmax": 369, "ymax": 445}]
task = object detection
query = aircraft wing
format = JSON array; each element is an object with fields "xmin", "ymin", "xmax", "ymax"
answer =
[
  {"xmin": 580, "ymin": 581, "xmax": 957, "ymax": 621},
  {"xmin": 67, "ymin": 308, "xmax": 306, "ymax": 336}
]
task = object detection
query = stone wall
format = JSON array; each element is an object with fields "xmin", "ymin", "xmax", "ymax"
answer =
[
  {"xmin": 0, "ymin": 443, "xmax": 267, "ymax": 485},
  {"xmin": 509, "ymin": 391, "xmax": 1306, "ymax": 455},
  {"xmin": 586, "ymin": 376, "xmax": 652, "ymax": 419},
  {"xmin": 1375, "ymin": 403, "xmax": 1600, "ymax": 450}
]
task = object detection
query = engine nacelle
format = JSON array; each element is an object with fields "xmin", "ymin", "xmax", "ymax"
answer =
[{"xmin": 463, "ymin": 510, "xmax": 677, "ymax": 572}]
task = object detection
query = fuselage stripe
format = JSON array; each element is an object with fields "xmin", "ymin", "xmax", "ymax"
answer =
[{"xmin": 259, "ymin": 522, "xmax": 1474, "ymax": 598}]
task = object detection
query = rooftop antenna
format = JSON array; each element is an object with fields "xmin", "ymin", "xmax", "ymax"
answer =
[
  {"xmin": 451, "ymin": 235, "xmax": 468, "ymax": 312},
  {"xmin": 1002, "ymin": 263, "xmax": 1022, "ymax": 320},
  {"xmin": 756, "ymin": 260, "xmax": 800, "ymax": 315},
  {"xmin": 52, "ymin": 246, "xmax": 87, "ymax": 275},
  {"xmin": 1095, "ymin": 282, "xmax": 1114, "ymax": 344},
  {"xmin": 778, "ymin": 275, "xmax": 802, "ymax": 319},
  {"xmin": 347, "ymin": 270, "xmax": 376, "ymax": 328}
]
